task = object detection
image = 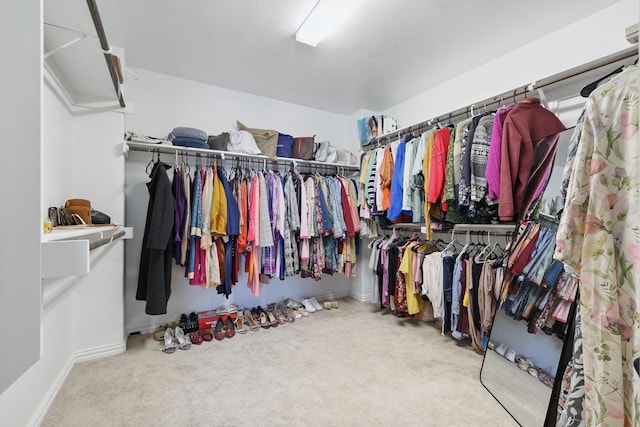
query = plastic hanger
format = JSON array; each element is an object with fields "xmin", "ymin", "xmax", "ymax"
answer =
[{"xmin": 580, "ymin": 65, "xmax": 624, "ymax": 97}]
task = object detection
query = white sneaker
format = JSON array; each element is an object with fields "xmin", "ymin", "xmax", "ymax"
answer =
[
  {"xmin": 300, "ymin": 298, "xmax": 316, "ymax": 313},
  {"xmin": 309, "ymin": 297, "xmax": 323, "ymax": 311}
]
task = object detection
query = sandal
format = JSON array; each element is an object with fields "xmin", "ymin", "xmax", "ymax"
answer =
[
  {"xmin": 235, "ymin": 312, "xmax": 248, "ymax": 334},
  {"xmin": 152, "ymin": 321, "xmax": 177, "ymax": 341},
  {"xmin": 244, "ymin": 309, "xmax": 260, "ymax": 331},
  {"xmin": 266, "ymin": 308, "xmax": 279, "ymax": 327},
  {"xmin": 322, "ymin": 301, "xmax": 332, "ymax": 310},
  {"xmin": 270, "ymin": 303, "xmax": 287, "ymax": 325},
  {"xmin": 174, "ymin": 326, "xmax": 191, "ymax": 350},
  {"xmin": 279, "ymin": 304, "xmax": 295, "ymax": 323},
  {"xmin": 256, "ymin": 306, "xmax": 272, "ymax": 329},
  {"xmin": 216, "ymin": 304, "xmax": 239, "ymax": 315},
  {"xmin": 161, "ymin": 328, "xmax": 177, "ymax": 354},
  {"xmin": 331, "ymin": 301, "xmax": 339, "ymax": 309}
]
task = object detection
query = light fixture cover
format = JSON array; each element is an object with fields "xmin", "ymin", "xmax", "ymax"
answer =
[{"xmin": 295, "ymin": 0, "xmax": 361, "ymax": 47}]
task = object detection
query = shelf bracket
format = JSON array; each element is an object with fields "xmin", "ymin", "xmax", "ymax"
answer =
[{"xmin": 43, "ymin": 35, "xmax": 86, "ymax": 59}]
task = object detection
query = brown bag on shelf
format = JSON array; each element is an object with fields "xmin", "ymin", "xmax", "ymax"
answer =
[
  {"xmin": 237, "ymin": 121, "xmax": 278, "ymax": 159},
  {"xmin": 65, "ymin": 199, "xmax": 92, "ymax": 224}
]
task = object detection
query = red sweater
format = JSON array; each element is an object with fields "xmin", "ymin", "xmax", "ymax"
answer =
[{"xmin": 498, "ymin": 98, "xmax": 565, "ymax": 221}]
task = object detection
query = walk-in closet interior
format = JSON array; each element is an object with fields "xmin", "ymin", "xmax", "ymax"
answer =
[{"xmin": 1, "ymin": 1, "xmax": 638, "ymax": 426}]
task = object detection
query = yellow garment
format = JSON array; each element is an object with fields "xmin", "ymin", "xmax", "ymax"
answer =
[
  {"xmin": 210, "ymin": 164, "xmax": 228, "ymax": 237},
  {"xmin": 422, "ymin": 130, "xmax": 436, "ymax": 240},
  {"xmin": 399, "ymin": 243, "xmax": 423, "ymax": 315}
]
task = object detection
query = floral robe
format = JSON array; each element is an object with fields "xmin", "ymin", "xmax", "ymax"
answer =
[{"xmin": 554, "ymin": 66, "xmax": 639, "ymax": 427}]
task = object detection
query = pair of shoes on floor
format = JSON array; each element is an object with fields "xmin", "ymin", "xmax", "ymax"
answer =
[
  {"xmin": 252, "ymin": 306, "xmax": 278, "ymax": 328},
  {"xmin": 161, "ymin": 327, "xmax": 191, "ymax": 353},
  {"xmin": 284, "ymin": 299, "xmax": 309, "ymax": 318},
  {"xmin": 300, "ymin": 297, "xmax": 323, "ymax": 313},
  {"xmin": 214, "ymin": 316, "xmax": 236, "ymax": 340},
  {"xmin": 322, "ymin": 300, "xmax": 340, "ymax": 310},
  {"xmin": 494, "ymin": 343, "xmax": 516, "ymax": 363},
  {"xmin": 216, "ymin": 303, "xmax": 239, "ymax": 315},
  {"xmin": 152, "ymin": 321, "xmax": 178, "ymax": 341},
  {"xmin": 243, "ymin": 309, "xmax": 261, "ymax": 332},
  {"xmin": 179, "ymin": 312, "xmax": 199, "ymax": 333},
  {"xmin": 188, "ymin": 329, "xmax": 213, "ymax": 345}
]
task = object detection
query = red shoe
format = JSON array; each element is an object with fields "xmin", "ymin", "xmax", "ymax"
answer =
[
  {"xmin": 189, "ymin": 332, "xmax": 203, "ymax": 345},
  {"xmin": 213, "ymin": 318, "xmax": 226, "ymax": 341},
  {"xmin": 225, "ymin": 315, "xmax": 236, "ymax": 338},
  {"xmin": 200, "ymin": 329, "xmax": 213, "ymax": 342}
]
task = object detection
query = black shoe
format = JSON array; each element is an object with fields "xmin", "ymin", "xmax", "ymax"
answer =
[
  {"xmin": 188, "ymin": 312, "xmax": 199, "ymax": 333},
  {"xmin": 179, "ymin": 313, "xmax": 188, "ymax": 331}
]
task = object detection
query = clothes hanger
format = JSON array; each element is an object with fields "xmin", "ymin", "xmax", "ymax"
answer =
[
  {"xmin": 580, "ymin": 65, "xmax": 624, "ymax": 97},
  {"xmin": 145, "ymin": 149, "xmax": 155, "ymax": 176}
]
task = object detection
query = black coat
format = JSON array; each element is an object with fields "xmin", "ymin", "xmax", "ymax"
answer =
[{"xmin": 136, "ymin": 161, "xmax": 176, "ymax": 315}]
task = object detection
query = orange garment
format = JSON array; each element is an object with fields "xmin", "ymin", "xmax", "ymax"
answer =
[
  {"xmin": 237, "ymin": 178, "xmax": 248, "ymax": 253},
  {"xmin": 379, "ymin": 145, "xmax": 394, "ymax": 211}
]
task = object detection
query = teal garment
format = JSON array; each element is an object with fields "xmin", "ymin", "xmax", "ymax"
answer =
[
  {"xmin": 411, "ymin": 131, "xmax": 431, "ymax": 223},
  {"xmin": 444, "ymin": 127, "xmax": 456, "ymax": 204}
]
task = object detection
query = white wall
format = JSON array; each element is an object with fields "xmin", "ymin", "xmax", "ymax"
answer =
[
  {"xmin": 124, "ymin": 69, "xmax": 358, "ymax": 334},
  {"xmin": 0, "ymin": 0, "xmax": 42, "ymax": 396},
  {"xmin": 0, "ymin": 79, "xmax": 127, "ymax": 426},
  {"xmin": 383, "ymin": 0, "xmax": 638, "ymax": 127}
]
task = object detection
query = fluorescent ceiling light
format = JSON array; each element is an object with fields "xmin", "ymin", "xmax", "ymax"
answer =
[{"xmin": 296, "ymin": 0, "xmax": 361, "ymax": 47}]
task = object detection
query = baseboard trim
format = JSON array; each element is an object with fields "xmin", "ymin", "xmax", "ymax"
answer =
[
  {"xmin": 350, "ymin": 291, "xmax": 371, "ymax": 302},
  {"xmin": 311, "ymin": 289, "xmax": 352, "ymax": 302},
  {"xmin": 74, "ymin": 341, "xmax": 126, "ymax": 364},
  {"xmin": 32, "ymin": 356, "xmax": 74, "ymax": 427},
  {"xmin": 32, "ymin": 341, "xmax": 126, "ymax": 426}
]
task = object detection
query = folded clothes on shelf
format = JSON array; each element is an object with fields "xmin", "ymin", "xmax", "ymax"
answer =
[
  {"xmin": 125, "ymin": 131, "xmax": 170, "ymax": 144},
  {"xmin": 170, "ymin": 136, "xmax": 209, "ymax": 149},
  {"xmin": 168, "ymin": 126, "xmax": 208, "ymax": 141}
]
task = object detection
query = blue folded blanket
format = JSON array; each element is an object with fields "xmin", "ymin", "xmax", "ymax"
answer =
[
  {"xmin": 169, "ymin": 126, "xmax": 208, "ymax": 141},
  {"xmin": 171, "ymin": 136, "xmax": 209, "ymax": 149}
]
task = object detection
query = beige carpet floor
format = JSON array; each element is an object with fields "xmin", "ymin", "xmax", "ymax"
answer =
[{"xmin": 42, "ymin": 298, "xmax": 518, "ymax": 427}]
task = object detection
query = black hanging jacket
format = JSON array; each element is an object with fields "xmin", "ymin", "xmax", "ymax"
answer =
[{"xmin": 136, "ymin": 161, "xmax": 176, "ymax": 315}]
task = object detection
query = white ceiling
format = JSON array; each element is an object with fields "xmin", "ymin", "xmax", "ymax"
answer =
[{"xmin": 43, "ymin": 0, "xmax": 621, "ymax": 114}]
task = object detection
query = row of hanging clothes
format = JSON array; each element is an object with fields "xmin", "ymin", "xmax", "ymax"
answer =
[
  {"xmin": 499, "ymin": 217, "xmax": 578, "ymax": 340},
  {"xmin": 359, "ymin": 97, "xmax": 566, "ymax": 240},
  {"xmin": 136, "ymin": 153, "xmax": 361, "ymax": 315},
  {"xmin": 368, "ymin": 228, "xmax": 511, "ymax": 354}
]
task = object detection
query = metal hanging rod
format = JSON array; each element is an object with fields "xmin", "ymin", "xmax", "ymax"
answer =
[
  {"xmin": 124, "ymin": 141, "xmax": 360, "ymax": 171},
  {"xmin": 86, "ymin": 0, "xmax": 125, "ymax": 108},
  {"xmin": 363, "ymin": 46, "xmax": 638, "ymax": 150}
]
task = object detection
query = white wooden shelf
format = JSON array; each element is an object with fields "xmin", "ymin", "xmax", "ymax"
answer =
[{"xmin": 41, "ymin": 225, "xmax": 132, "ymax": 278}]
